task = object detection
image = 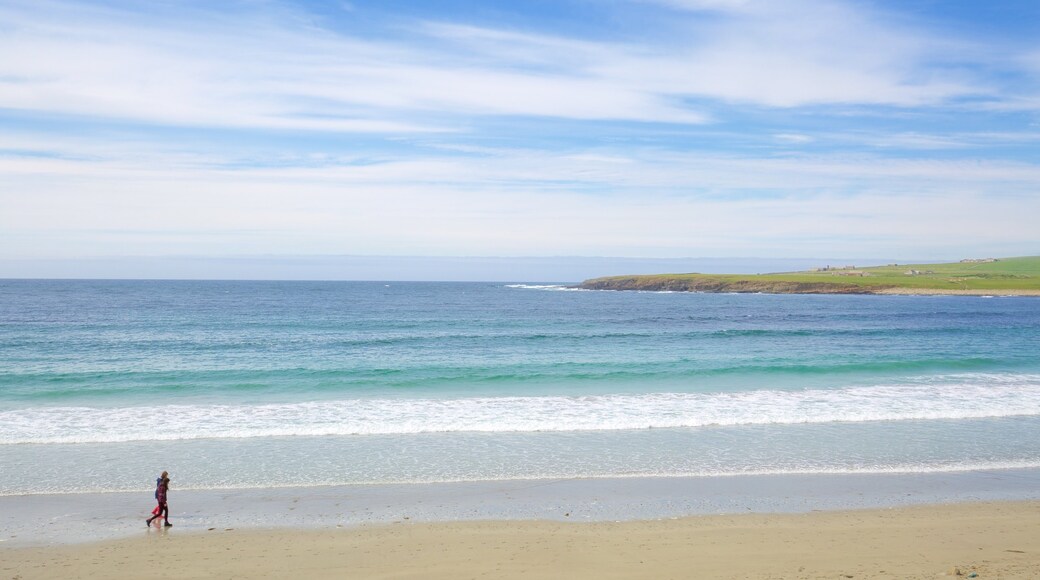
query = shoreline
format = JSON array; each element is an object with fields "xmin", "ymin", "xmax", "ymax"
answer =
[
  {"xmin": 4, "ymin": 468, "xmax": 1040, "ymax": 548},
  {"xmin": 875, "ymin": 287, "xmax": 1040, "ymax": 296},
  {"xmin": 577, "ymin": 282, "xmax": 1040, "ymax": 296},
  {"xmin": 5, "ymin": 500, "xmax": 1039, "ymax": 579}
]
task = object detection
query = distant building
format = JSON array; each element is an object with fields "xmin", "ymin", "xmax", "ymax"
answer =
[{"xmin": 960, "ymin": 258, "xmax": 998, "ymax": 263}]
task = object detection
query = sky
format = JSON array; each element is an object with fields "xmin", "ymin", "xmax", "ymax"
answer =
[{"xmin": 1, "ymin": 0, "xmax": 1039, "ymax": 279}]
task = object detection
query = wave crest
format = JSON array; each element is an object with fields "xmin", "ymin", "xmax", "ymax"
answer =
[{"xmin": 3, "ymin": 374, "xmax": 1040, "ymax": 444}]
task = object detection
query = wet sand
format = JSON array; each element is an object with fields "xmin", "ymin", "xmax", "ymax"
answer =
[
  {"xmin": 5, "ymin": 469, "xmax": 1040, "ymax": 547},
  {"xmin": 4, "ymin": 501, "xmax": 1039, "ymax": 579}
]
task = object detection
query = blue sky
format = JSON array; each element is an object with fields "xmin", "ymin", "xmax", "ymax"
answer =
[{"xmin": 1, "ymin": 0, "xmax": 1039, "ymax": 276}]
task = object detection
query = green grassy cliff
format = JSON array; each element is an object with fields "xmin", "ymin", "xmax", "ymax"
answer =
[{"xmin": 579, "ymin": 256, "xmax": 1040, "ymax": 295}]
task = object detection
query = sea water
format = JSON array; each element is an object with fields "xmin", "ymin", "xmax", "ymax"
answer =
[{"xmin": 1, "ymin": 280, "xmax": 1039, "ymax": 496}]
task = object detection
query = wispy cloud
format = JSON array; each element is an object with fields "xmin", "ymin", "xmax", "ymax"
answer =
[
  {"xmin": 641, "ymin": 0, "xmax": 754, "ymax": 13},
  {"xmin": 0, "ymin": 0, "xmax": 708, "ymax": 128},
  {"xmin": 774, "ymin": 134, "xmax": 814, "ymax": 144},
  {"xmin": 0, "ymin": 0, "xmax": 1025, "ymax": 132},
  {"xmin": 4, "ymin": 131, "xmax": 1039, "ymax": 259},
  {"xmin": 1, "ymin": 0, "xmax": 1038, "ymax": 268}
]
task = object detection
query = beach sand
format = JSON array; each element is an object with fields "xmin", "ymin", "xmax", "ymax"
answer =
[{"xmin": 4, "ymin": 501, "xmax": 1038, "ymax": 579}]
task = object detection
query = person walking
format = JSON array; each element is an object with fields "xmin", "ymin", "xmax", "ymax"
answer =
[
  {"xmin": 146, "ymin": 472, "xmax": 172, "ymax": 527},
  {"xmin": 148, "ymin": 470, "xmax": 167, "ymax": 519}
]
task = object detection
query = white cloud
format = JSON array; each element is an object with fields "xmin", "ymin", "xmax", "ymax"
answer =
[
  {"xmin": 644, "ymin": 0, "xmax": 753, "ymax": 13},
  {"xmin": 0, "ymin": 1, "xmax": 706, "ymax": 128},
  {"xmin": 609, "ymin": 0, "xmax": 986, "ymax": 107},
  {"xmin": 0, "ymin": 0, "xmax": 1013, "ymax": 134},
  {"xmin": 865, "ymin": 132, "xmax": 968, "ymax": 150},
  {"xmin": 3, "ymin": 135, "xmax": 1039, "ymax": 259},
  {"xmin": 774, "ymin": 133, "xmax": 813, "ymax": 144},
  {"xmin": 1, "ymin": 0, "xmax": 1037, "ymax": 264}
]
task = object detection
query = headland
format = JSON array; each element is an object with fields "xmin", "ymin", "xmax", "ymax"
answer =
[{"xmin": 579, "ymin": 255, "xmax": 1040, "ymax": 295}]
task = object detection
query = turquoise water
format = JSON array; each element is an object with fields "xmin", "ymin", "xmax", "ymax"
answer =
[{"xmin": 1, "ymin": 280, "xmax": 1039, "ymax": 495}]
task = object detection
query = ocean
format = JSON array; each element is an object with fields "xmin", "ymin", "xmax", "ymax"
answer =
[{"xmin": 2, "ymin": 279, "xmax": 1039, "ymax": 497}]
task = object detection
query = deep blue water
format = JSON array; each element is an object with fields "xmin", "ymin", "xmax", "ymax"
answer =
[{"xmin": 1, "ymin": 280, "xmax": 1038, "ymax": 494}]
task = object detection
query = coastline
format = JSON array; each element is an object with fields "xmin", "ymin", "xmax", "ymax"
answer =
[
  {"xmin": 577, "ymin": 280, "xmax": 1040, "ymax": 296},
  {"xmin": 4, "ymin": 468, "xmax": 1039, "ymax": 547},
  {"xmin": 5, "ymin": 500, "xmax": 1039, "ymax": 579},
  {"xmin": 577, "ymin": 256, "xmax": 1040, "ymax": 295},
  {"xmin": 5, "ymin": 466, "xmax": 1040, "ymax": 579},
  {"xmin": 875, "ymin": 287, "xmax": 1040, "ymax": 296},
  {"xmin": 4, "ymin": 281, "xmax": 1040, "ymax": 578}
]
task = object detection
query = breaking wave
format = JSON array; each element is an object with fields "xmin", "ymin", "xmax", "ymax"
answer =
[{"xmin": 4, "ymin": 374, "xmax": 1040, "ymax": 444}]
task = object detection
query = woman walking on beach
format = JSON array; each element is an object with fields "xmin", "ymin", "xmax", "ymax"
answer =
[
  {"xmin": 148, "ymin": 471, "xmax": 166, "ymax": 519},
  {"xmin": 147, "ymin": 472, "xmax": 172, "ymax": 527}
]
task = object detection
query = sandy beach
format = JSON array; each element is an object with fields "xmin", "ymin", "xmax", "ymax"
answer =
[
  {"xmin": 5, "ymin": 283, "xmax": 1040, "ymax": 579},
  {"xmin": 4, "ymin": 501, "xmax": 1038, "ymax": 579}
]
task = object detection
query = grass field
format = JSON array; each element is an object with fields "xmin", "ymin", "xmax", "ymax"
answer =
[{"xmin": 581, "ymin": 256, "xmax": 1040, "ymax": 294}]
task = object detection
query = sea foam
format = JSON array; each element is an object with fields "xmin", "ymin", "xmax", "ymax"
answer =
[
  {"xmin": 504, "ymin": 284, "xmax": 588, "ymax": 291},
  {"xmin": 3, "ymin": 374, "xmax": 1039, "ymax": 444}
]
